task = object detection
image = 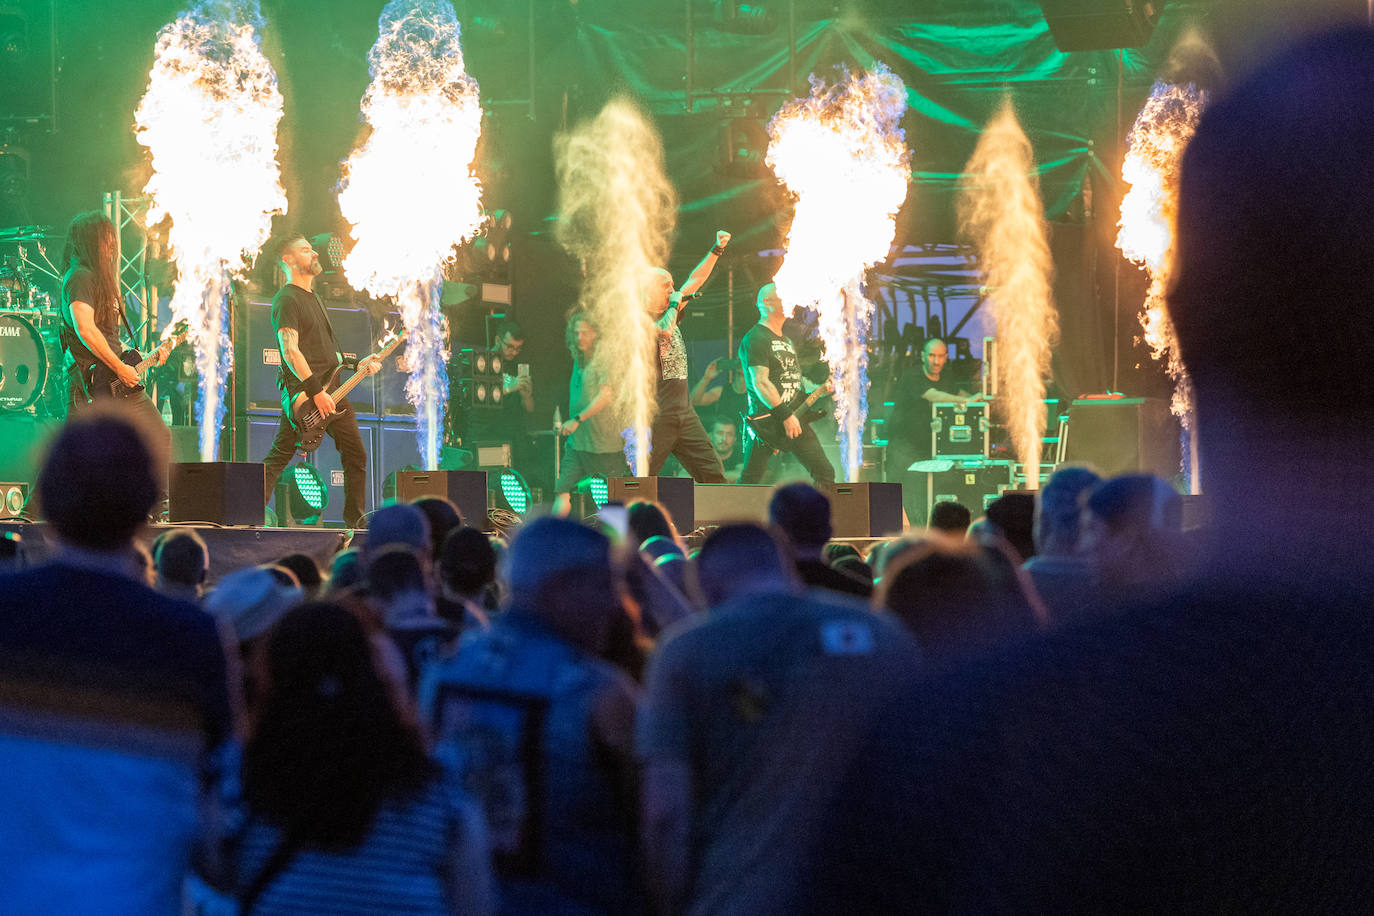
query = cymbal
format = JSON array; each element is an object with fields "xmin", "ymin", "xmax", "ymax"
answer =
[{"xmin": 0, "ymin": 225, "xmax": 55, "ymax": 241}]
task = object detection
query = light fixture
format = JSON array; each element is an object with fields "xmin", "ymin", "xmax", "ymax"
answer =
[
  {"xmin": 496, "ymin": 468, "xmax": 531, "ymax": 516},
  {"xmin": 582, "ymin": 474, "xmax": 610, "ymax": 508},
  {"xmin": 286, "ymin": 462, "xmax": 327, "ymax": 526}
]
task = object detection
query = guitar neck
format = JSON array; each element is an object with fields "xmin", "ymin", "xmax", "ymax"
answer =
[{"xmin": 328, "ymin": 338, "xmax": 402, "ymax": 400}]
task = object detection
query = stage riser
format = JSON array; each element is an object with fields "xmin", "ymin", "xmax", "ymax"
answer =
[{"xmin": 0, "ymin": 522, "xmax": 349, "ymax": 585}]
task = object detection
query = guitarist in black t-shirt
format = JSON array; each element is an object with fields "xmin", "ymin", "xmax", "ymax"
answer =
[
  {"xmin": 259, "ymin": 235, "xmax": 380, "ymax": 527},
  {"xmin": 737, "ymin": 283, "xmax": 836, "ymax": 486}
]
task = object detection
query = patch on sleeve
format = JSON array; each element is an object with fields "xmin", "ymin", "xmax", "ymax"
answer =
[{"xmin": 820, "ymin": 620, "xmax": 875, "ymax": 655}]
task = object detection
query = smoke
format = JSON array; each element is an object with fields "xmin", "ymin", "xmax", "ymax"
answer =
[
  {"xmin": 135, "ymin": 0, "xmax": 286, "ymax": 461},
  {"xmin": 1117, "ymin": 80, "xmax": 1207, "ymax": 427},
  {"xmin": 766, "ymin": 63, "xmax": 911, "ymax": 480},
  {"xmin": 959, "ymin": 98, "xmax": 1059, "ymax": 488},
  {"xmin": 553, "ymin": 98, "xmax": 675, "ymax": 475},
  {"xmin": 338, "ymin": 0, "xmax": 485, "ymax": 469}
]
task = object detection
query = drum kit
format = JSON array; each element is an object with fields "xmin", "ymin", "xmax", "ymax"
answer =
[{"xmin": 0, "ymin": 225, "xmax": 67, "ymax": 419}]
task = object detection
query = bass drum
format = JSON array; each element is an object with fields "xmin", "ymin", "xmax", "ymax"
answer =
[{"xmin": 0, "ymin": 311, "xmax": 49, "ymax": 412}]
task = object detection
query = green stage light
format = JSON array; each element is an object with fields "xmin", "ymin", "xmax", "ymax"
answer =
[
  {"xmin": 588, "ymin": 475, "xmax": 610, "ymax": 508},
  {"xmin": 498, "ymin": 468, "xmax": 531, "ymax": 516},
  {"xmin": 287, "ymin": 462, "xmax": 327, "ymax": 525}
]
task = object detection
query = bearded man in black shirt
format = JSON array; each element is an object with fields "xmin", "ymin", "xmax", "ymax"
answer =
[
  {"xmin": 260, "ymin": 235, "xmax": 379, "ymax": 527},
  {"xmin": 737, "ymin": 283, "xmax": 835, "ymax": 485}
]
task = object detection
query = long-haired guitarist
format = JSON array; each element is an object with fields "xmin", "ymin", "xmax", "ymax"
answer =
[
  {"xmin": 259, "ymin": 234, "xmax": 379, "ymax": 528},
  {"xmin": 60, "ymin": 212, "xmax": 173, "ymax": 409},
  {"xmin": 59, "ymin": 212, "xmax": 173, "ymax": 506},
  {"xmin": 737, "ymin": 282, "xmax": 836, "ymax": 486}
]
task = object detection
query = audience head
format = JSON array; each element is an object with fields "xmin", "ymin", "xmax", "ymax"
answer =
[
  {"xmin": 639, "ymin": 534, "xmax": 684, "ymax": 564},
  {"xmin": 1034, "ymin": 466, "xmax": 1101, "ymax": 556},
  {"xmin": 877, "ymin": 539, "xmax": 1038, "ymax": 662},
  {"xmin": 984, "ymin": 493, "xmax": 1036, "ymax": 563},
  {"xmin": 695, "ymin": 523, "xmax": 796, "ymax": 607},
  {"xmin": 824, "ymin": 542, "xmax": 861, "ymax": 565},
  {"xmin": 832, "ymin": 554, "xmax": 874, "ymax": 586},
  {"xmin": 438, "ymin": 525, "xmax": 498, "ymax": 597},
  {"xmin": 627, "ymin": 500, "xmax": 681, "ymax": 549},
  {"xmin": 1084, "ymin": 474, "xmax": 1186, "ymax": 590},
  {"xmin": 412, "ymin": 496, "xmax": 462, "ymax": 562},
  {"xmin": 242, "ymin": 601, "xmax": 431, "ymax": 847},
  {"xmin": 928, "ymin": 501, "xmax": 972, "ymax": 537},
  {"xmin": 367, "ymin": 502, "xmax": 431, "ymax": 559},
  {"xmin": 38, "ymin": 408, "xmax": 158, "ymax": 551},
  {"xmin": 503, "ymin": 516, "xmax": 619, "ymax": 653},
  {"xmin": 328, "ymin": 549, "xmax": 366, "ymax": 593},
  {"xmin": 276, "ymin": 553, "xmax": 322, "ymax": 596},
  {"xmin": 1172, "ymin": 28, "xmax": 1374, "ymax": 427},
  {"xmin": 769, "ymin": 482, "xmax": 832, "ymax": 553},
  {"xmin": 367, "ymin": 544, "xmax": 430, "ymax": 605},
  {"xmin": 205, "ymin": 565, "xmax": 303, "ymax": 648},
  {"xmin": 152, "ymin": 528, "xmax": 209, "ymax": 596}
]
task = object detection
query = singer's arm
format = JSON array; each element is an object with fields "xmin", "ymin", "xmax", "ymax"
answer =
[{"xmin": 677, "ymin": 230, "xmax": 731, "ymax": 297}]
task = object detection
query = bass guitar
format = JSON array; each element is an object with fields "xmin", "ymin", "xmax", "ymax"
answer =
[
  {"xmin": 745, "ymin": 380, "xmax": 833, "ymax": 451},
  {"xmin": 288, "ymin": 330, "xmax": 402, "ymax": 453},
  {"xmin": 86, "ymin": 321, "xmax": 190, "ymax": 400}
]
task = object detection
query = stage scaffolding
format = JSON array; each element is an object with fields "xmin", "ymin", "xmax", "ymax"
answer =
[{"xmin": 102, "ymin": 190, "xmax": 158, "ymax": 352}]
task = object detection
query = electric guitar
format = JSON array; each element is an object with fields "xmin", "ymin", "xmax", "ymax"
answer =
[
  {"xmin": 745, "ymin": 380, "xmax": 833, "ymax": 451},
  {"xmin": 86, "ymin": 321, "xmax": 190, "ymax": 399},
  {"xmin": 288, "ymin": 330, "xmax": 402, "ymax": 453}
]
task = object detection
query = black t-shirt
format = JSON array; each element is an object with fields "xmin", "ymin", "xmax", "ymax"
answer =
[
  {"xmin": 271, "ymin": 284, "xmax": 341, "ymax": 395},
  {"xmin": 886, "ymin": 367, "xmax": 969, "ymax": 457},
  {"xmin": 739, "ymin": 324, "xmax": 803, "ymax": 416},
  {"xmin": 700, "ymin": 373, "xmax": 750, "ymax": 426},
  {"xmin": 60, "ymin": 265, "xmax": 123, "ymax": 369}
]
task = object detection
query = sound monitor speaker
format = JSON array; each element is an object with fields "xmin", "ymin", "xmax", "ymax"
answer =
[
  {"xmin": 396, "ymin": 469, "xmax": 490, "ymax": 531},
  {"xmin": 694, "ymin": 483, "xmax": 774, "ymax": 527},
  {"xmin": 1062, "ymin": 397, "xmax": 1180, "ymax": 480},
  {"xmin": 827, "ymin": 482, "xmax": 903, "ymax": 538},
  {"xmin": 1037, "ymin": 0, "xmax": 1165, "ymax": 51},
  {"xmin": 170, "ymin": 462, "xmax": 265, "ymax": 526},
  {"xmin": 608, "ymin": 477, "xmax": 694, "ymax": 534},
  {"xmin": 0, "ymin": 482, "xmax": 28, "ymax": 519}
]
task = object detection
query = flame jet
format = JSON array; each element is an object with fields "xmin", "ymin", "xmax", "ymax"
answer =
[
  {"xmin": 766, "ymin": 64, "xmax": 911, "ymax": 480},
  {"xmin": 553, "ymin": 99, "xmax": 674, "ymax": 475},
  {"xmin": 959, "ymin": 99, "xmax": 1059, "ymax": 488},
  {"xmin": 135, "ymin": 0, "xmax": 286, "ymax": 461},
  {"xmin": 1117, "ymin": 81, "xmax": 1207, "ymax": 426},
  {"xmin": 338, "ymin": 0, "xmax": 484, "ymax": 469}
]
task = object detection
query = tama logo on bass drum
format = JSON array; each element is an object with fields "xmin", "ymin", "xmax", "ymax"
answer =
[{"xmin": 0, "ymin": 327, "xmax": 20, "ymax": 337}]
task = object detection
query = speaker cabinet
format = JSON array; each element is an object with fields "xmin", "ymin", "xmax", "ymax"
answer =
[
  {"xmin": 313, "ymin": 419, "xmax": 378, "ymax": 526},
  {"xmin": 170, "ymin": 462, "xmax": 264, "ymax": 526},
  {"xmin": 396, "ymin": 469, "xmax": 490, "ymax": 531},
  {"xmin": 1037, "ymin": 0, "xmax": 1165, "ymax": 51},
  {"xmin": 608, "ymin": 477, "xmax": 694, "ymax": 534},
  {"xmin": 0, "ymin": 482, "xmax": 28, "ymax": 519},
  {"xmin": 239, "ymin": 299, "xmax": 378, "ymax": 413},
  {"xmin": 1062, "ymin": 397, "xmax": 1180, "ymax": 480},
  {"xmin": 694, "ymin": 483, "xmax": 774, "ymax": 527},
  {"xmin": 827, "ymin": 482, "xmax": 903, "ymax": 538}
]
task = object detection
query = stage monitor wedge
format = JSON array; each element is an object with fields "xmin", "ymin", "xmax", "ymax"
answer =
[
  {"xmin": 608, "ymin": 478, "xmax": 694, "ymax": 535},
  {"xmin": 395, "ymin": 470, "xmax": 491, "ymax": 533},
  {"xmin": 1038, "ymin": 0, "xmax": 1165, "ymax": 51},
  {"xmin": 170, "ymin": 462, "xmax": 265, "ymax": 527}
]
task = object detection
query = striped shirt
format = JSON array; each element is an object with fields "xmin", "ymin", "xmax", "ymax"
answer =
[{"xmin": 235, "ymin": 776, "xmax": 493, "ymax": 915}]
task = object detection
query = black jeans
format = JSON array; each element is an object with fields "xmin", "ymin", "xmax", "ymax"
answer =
[
  {"xmin": 648, "ymin": 381, "xmax": 725, "ymax": 483},
  {"xmin": 739, "ymin": 423, "xmax": 836, "ymax": 486},
  {"xmin": 262, "ymin": 396, "xmax": 368, "ymax": 527}
]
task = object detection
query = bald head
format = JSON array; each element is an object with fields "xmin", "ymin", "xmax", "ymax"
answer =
[
  {"xmin": 757, "ymin": 282, "xmax": 785, "ymax": 321},
  {"xmin": 644, "ymin": 267, "xmax": 674, "ymax": 315},
  {"xmin": 922, "ymin": 338, "xmax": 948, "ymax": 378}
]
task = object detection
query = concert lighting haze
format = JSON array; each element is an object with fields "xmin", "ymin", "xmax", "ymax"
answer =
[
  {"xmin": 554, "ymin": 98, "xmax": 674, "ymax": 476},
  {"xmin": 134, "ymin": 0, "xmax": 287, "ymax": 461},
  {"xmin": 766, "ymin": 63, "xmax": 911, "ymax": 480},
  {"xmin": 960, "ymin": 99, "xmax": 1059, "ymax": 489},
  {"xmin": 338, "ymin": 0, "xmax": 484, "ymax": 470}
]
